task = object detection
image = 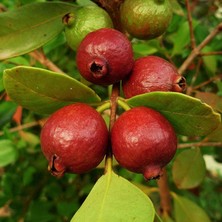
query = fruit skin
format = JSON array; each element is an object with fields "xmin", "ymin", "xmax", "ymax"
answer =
[
  {"xmin": 76, "ymin": 28, "xmax": 134, "ymax": 86},
  {"xmin": 122, "ymin": 56, "xmax": 186, "ymax": 98},
  {"xmin": 120, "ymin": 0, "xmax": 173, "ymax": 40},
  {"xmin": 40, "ymin": 103, "xmax": 108, "ymax": 177},
  {"xmin": 111, "ymin": 106, "xmax": 177, "ymax": 180},
  {"xmin": 63, "ymin": 5, "xmax": 113, "ymax": 50}
]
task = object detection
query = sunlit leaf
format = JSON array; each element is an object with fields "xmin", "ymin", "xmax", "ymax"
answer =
[
  {"xmin": 3, "ymin": 66, "xmax": 101, "ymax": 115},
  {"xmin": 172, "ymin": 193, "xmax": 211, "ymax": 222},
  {"xmin": 0, "ymin": 2, "xmax": 76, "ymax": 60},
  {"xmin": 71, "ymin": 171, "xmax": 155, "ymax": 222},
  {"xmin": 0, "ymin": 140, "xmax": 18, "ymax": 167},
  {"xmin": 172, "ymin": 148, "xmax": 206, "ymax": 189},
  {"xmin": 126, "ymin": 92, "xmax": 221, "ymax": 136}
]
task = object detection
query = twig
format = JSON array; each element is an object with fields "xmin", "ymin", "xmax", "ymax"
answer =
[
  {"xmin": 29, "ymin": 49, "xmax": 64, "ymax": 73},
  {"xmin": 0, "ymin": 119, "xmax": 46, "ymax": 136},
  {"xmin": 185, "ymin": 0, "xmax": 196, "ymax": 49},
  {"xmin": 178, "ymin": 141, "xmax": 222, "ymax": 149},
  {"xmin": 200, "ymin": 51, "xmax": 222, "ymax": 56},
  {"xmin": 157, "ymin": 168, "xmax": 172, "ymax": 215},
  {"xmin": 178, "ymin": 22, "xmax": 222, "ymax": 75},
  {"xmin": 192, "ymin": 74, "xmax": 222, "ymax": 90}
]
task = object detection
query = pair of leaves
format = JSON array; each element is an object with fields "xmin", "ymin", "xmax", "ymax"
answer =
[
  {"xmin": 71, "ymin": 171, "xmax": 155, "ymax": 222},
  {"xmin": 0, "ymin": 2, "xmax": 77, "ymax": 60},
  {"xmin": 4, "ymin": 66, "xmax": 221, "ymax": 137}
]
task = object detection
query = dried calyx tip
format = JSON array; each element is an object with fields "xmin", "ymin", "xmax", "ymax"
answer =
[
  {"xmin": 89, "ymin": 58, "xmax": 108, "ymax": 79},
  {"xmin": 48, "ymin": 154, "xmax": 65, "ymax": 178},
  {"xmin": 62, "ymin": 13, "xmax": 75, "ymax": 26}
]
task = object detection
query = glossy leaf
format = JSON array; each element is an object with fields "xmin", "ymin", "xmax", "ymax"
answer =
[
  {"xmin": 71, "ymin": 171, "xmax": 155, "ymax": 222},
  {"xmin": 126, "ymin": 92, "xmax": 221, "ymax": 136},
  {"xmin": 172, "ymin": 148, "xmax": 206, "ymax": 189},
  {"xmin": 0, "ymin": 2, "xmax": 76, "ymax": 60},
  {"xmin": 0, "ymin": 140, "xmax": 18, "ymax": 167},
  {"xmin": 3, "ymin": 66, "xmax": 101, "ymax": 115},
  {"xmin": 172, "ymin": 193, "xmax": 211, "ymax": 222}
]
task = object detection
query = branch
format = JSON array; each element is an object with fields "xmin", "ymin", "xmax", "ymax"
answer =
[
  {"xmin": 185, "ymin": 0, "xmax": 196, "ymax": 49},
  {"xmin": 178, "ymin": 141, "xmax": 222, "ymax": 149},
  {"xmin": 178, "ymin": 22, "xmax": 222, "ymax": 75},
  {"xmin": 29, "ymin": 49, "xmax": 64, "ymax": 73},
  {"xmin": 157, "ymin": 168, "xmax": 172, "ymax": 215}
]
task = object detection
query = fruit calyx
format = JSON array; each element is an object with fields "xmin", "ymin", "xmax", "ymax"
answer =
[
  {"xmin": 173, "ymin": 76, "xmax": 187, "ymax": 92},
  {"xmin": 62, "ymin": 13, "xmax": 75, "ymax": 26},
  {"xmin": 88, "ymin": 57, "xmax": 108, "ymax": 79},
  {"xmin": 143, "ymin": 166, "xmax": 163, "ymax": 181},
  {"xmin": 48, "ymin": 154, "xmax": 66, "ymax": 178}
]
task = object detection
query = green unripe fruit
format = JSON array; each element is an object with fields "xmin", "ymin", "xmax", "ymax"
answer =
[
  {"xmin": 63, "ymin": 5, "xmax": 113, "ymax": 50},
  {"xmin": 120, "ymin": 0, "xmax": 173, "ymax": 40}
]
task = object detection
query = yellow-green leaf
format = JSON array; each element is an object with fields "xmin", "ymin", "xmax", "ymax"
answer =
[
  {"xmin": 3, "ymin": 66, "xmax": 101, "ymax": 115},
  {"xmin": 71, "ymin": 171, "xmax": 155, "ymax": 222},
  {"xmin": 126, "ymin": 92, "xmax": 221, "ymax": 136}
]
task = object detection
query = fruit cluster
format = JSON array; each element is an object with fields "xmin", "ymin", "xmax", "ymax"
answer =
[{"xmin": 40, "ymin": 1, "xmax": 186, "ymax": 180}]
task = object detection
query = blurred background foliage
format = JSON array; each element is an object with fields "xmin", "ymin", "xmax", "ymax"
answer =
[{"xmin": 0, "ymin": 0, "xmax": 222, "ymax": 221}]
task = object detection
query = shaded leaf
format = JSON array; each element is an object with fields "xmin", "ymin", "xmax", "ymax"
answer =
[
  {"xmin": 3, "ymin": 66, "xmax": 101, "ymax": 115},
  {"xmin": 172, "ymin": 193, "xmax": 211, "ymax": 222},
  {"xmin": 0, "ymin": 101, "xmax": 17, "ymax": 128},
  {"xmin": 202, "ymin": 46, "xmax": 217, "ymax": 75},
  {"xmin": 206, "ymin": 123, "xmax": 222, "ymax": 142},
  {"xmin": 71, "ymin": 171, "xmax": 155, "ymax": 222},
  {"xmin": 0, "ymin": 2, "xmax": 76, "ymax": 60},
  {"xmin": 172, "ymin": 148, "xmax": 206, "ymax": 189},
  {"xmin": 0, "ymin": 140, "xmax": 18, "ymax": 167},
  {"xmin": 195, "ymin": 91, "xmax": 222, "ymax": 113},
  {"xmin": 126, "ymin": 92, "xmax": 221, "ymax": 136}
]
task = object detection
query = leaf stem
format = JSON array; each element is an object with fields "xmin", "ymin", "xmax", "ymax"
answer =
[
  {"xmin": 117, "ymin": 98, "xmax": 131, "ymax": 111},
  {"xmin": 96, "ymin": 100, "xmax": 111, "ymax": 113}
]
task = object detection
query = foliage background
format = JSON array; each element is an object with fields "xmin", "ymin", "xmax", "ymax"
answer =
[{"xmin": 0, "ymin": 0, "xmax": 222, "ymax": 221}]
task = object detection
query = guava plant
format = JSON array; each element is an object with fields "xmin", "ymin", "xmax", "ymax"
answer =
[{"xmin": 0, "ymin": 0, "xmax": 222, "ymax": 222}]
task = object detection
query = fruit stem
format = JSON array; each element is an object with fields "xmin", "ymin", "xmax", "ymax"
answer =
[
  {"xmin": 104, "ymin": 82, "xmax": 120, "ymax": 174},
  {"xmin": 117, "ymin": 98, "xmax": 131, "ymax": 111},
  {"xmin": 96, "ymin": 101, "xmax": 111, "ymax": 113}
]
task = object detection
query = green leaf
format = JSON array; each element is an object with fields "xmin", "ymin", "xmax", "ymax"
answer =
[
  {"xmin": 172, "ymin": 193, "xmax": 211, "ymax": 222},
  {"xmin": 71, "ymin": 171, "xmax": 155, "ymax": 222},
  {"xmin": 3, "ymin": 66, "xmax": 101, "ymax": 115},
  {"xmin": 202, "ymin": 46, "xmax": 217, "ymax": 75},
  {"xmin": 172, "ymin": 148, "xmax": 206, "ymax": 189},
  {"xmin": 126, "ymin": 92, "xmax": 221, "ymax": 136},
  {"xmin": 0, "ymin": 101, "xmax": 17, "ymax": 128},
  {"xmin": 0, "ymin": 2, "xmax": 76, "ymax": 60},
  {"xmin": 206, "ymin": 123, "xmax": 222, "ymax": 142},
  {"xmin": 0, "ymin": 140, "xmax": 18, "ymax": 167}
]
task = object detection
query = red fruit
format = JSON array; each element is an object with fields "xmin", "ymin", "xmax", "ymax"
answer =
[
  {"xmin": 122, "ymin": 56, "xmax": 186, "ymax": 98},
  {"xmin": 111, "ymin": 106, "xmax": 177, "ymax": 180},
  {"xmin": 76, "ymin": 28, "xmax": 134, "ymax": 85},
  {"xmin": 40, "ymin": 103, "xmax": 108, "ymax": 177}
]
